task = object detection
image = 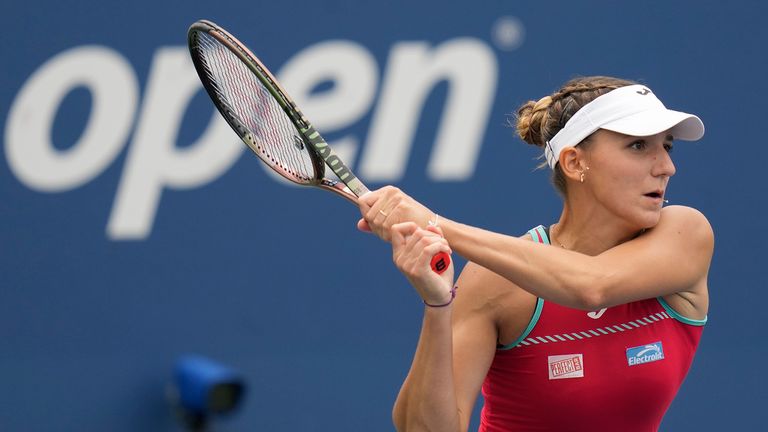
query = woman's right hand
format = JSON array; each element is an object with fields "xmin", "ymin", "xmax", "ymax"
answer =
[
  {"xmin": 357, "ymin": 186, "xmax": 435, "ymax": 243},
  {"xmin": 391, "ymin": 222, "xmax": 455, "ymax": 306}
]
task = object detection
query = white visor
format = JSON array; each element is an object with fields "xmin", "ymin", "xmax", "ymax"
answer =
[{"xmin": 544, "ymin": 84, "xmax": 705, "ymax": 169}]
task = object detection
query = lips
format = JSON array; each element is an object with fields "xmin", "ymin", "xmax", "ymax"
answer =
[{"xmin": 644, "ymin": 189, "xmax": 665, "ymax": 200}]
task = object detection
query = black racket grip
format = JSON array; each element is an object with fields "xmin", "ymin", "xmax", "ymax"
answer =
[{"xmin": 430, "ymin": 252, "xmax": 451, "ymax": 274}]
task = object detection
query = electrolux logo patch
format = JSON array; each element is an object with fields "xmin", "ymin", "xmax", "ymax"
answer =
[{"xmin": 626, "ymin": 341, "xmax": 665, "ymax": 366}]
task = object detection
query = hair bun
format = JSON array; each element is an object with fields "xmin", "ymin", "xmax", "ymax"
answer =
[{"xmin": 515, "ymin": 95, "xmax": 552, "ymax": 148}]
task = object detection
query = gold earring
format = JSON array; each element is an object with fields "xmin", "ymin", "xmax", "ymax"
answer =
[{"xmin": 580, "ymin": 166, "xmax": 590, "ymax": 183}]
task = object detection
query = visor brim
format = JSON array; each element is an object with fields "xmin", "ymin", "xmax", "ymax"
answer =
[{"xmin": 600, "ymin": 109, "xmax": 704, "ymax": 141}]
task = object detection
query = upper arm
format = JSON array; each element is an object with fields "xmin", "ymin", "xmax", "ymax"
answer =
[
  {"xmin": 450, "ymin": 263, "xmax": 506, "ymax": 431},
  {"xmin": 591, "ymin": 205, "xmax": 714, "ymax": 308}
]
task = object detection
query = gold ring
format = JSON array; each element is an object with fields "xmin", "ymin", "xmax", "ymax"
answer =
[{"xmin": 378, "ymin": 210, "xmax": 388, "ymax": 217}]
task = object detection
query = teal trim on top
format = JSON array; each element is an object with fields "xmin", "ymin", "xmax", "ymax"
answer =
[
  {"xmin": 526, "ymin": 225, "xmax": 551, "ymax": 245},
  {"xmin": 498, "ymin": 298, "xmax": 544, "ymax": 350},
  {"xmin": 657, "ymin": 297, "xmax": 707, "ymax": 326},
  {"xmin": 526, "ymin": 227, "xmax": 539, "ymax": 243},
  {"xmin": 536, "ymin": 225, "xmax": 550, "ymax": 245},
  {"xmin": 498, "ymin": 225, "xmax": 549, "ymax": 350}
]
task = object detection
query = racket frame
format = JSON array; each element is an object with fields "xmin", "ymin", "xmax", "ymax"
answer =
[
  {"xmin": 187, "ymin": 20, "xmax": 450, "ymax": 274},
  {"xmin": 188, "ymin": 19, "xmax": 369, "ymax": 203}
]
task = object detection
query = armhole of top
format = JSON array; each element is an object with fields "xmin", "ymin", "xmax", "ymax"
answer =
[
  {"xmin": 526, "ymin": 225, "xmax": 551, "ymax": 245},
  {"xmin": 497, "ymin": 225, "xmax": 550, "ymax": 350},
  {"xmin": 498, "ymin": 297, "xmax": 544, "ymax": 350},
  {"xmin": 656, "ymin": 297, "xmax": 707, "ymax": 326}
]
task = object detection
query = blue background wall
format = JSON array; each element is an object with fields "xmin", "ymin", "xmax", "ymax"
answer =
[{"xmin": 2, "ymin": 0, "xmax": 765, "ymax": 430}]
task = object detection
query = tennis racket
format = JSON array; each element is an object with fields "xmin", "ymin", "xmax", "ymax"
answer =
[{"xmin": 187, "ymin": 19, "xmax": 449, "ymax": 274}]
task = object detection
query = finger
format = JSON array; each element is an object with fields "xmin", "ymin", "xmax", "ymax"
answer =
[
  {"xmin": 418, "ymin": 235, "xmax": 452, "ymax": 258},
  {"xmin": 425, "ymin": 224, "xmax": 444, "ymax": 237},
  {"xmin": 392, "ymin": 222, "xmax": 419, "ymax": 238},
  {"xmin": 404, "ymin": 227, "xmax": 445, "ymax": 262},
  {"xmin": 391, "ymin": 223, "xmax": 408, "ymax": 247},
  {"xmin": 358, "ymin": 188, "xmax": 382, "ymax": 207},
  {"xmin": 394, "ymin": 224, "xmax": 424, "ymax": 266},
  {"xmin": 362, "ymin": 188, "xmax": 395, "ymax": 221},
  {"xmin": 366, "ymin": 200, "xmax": 389, "ymax": 227},
  {"xmin": 358, "ymin": 189, "xmax": 380, "ymax": 219},
  {"xmin": 357, "ymin": 218, "xmax": 372, "ymax": 233},
  {"xmin": 365, "ymin": 186, "xmax": 400, "ymax": 220},
  {"xmin": 391, "ymin": 222, "xmax": 418, "ymax": 254},
  {"xmin": 390, "ymin": 225, "xmax": 408, "ymax": 264},
  {"xmin": 409, "ymin": 226, "xmax": 444, "ymax": 245},
  {"xmin": 419, "ymin": 240, "xmax": 452, "ymax": 261}
]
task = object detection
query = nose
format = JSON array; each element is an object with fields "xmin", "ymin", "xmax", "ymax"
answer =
[{"xmin": 651, "ymin": 145, "xmax": 676, "ymax": 178}]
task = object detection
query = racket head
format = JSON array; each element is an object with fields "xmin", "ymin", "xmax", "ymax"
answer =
[
  {"xmin": 187, "ymin": 20, "xmax": 326, "ymax": 188},
  {"xmin": 188, "ymin": 20, "xmax": 449, "ymax": 274}
]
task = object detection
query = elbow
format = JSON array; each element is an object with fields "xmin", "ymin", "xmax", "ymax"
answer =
[
  {"xmin": 392, "ymin": 399, "xmax": 408, "ymax": 432},
  {"xmin": 579, "ymin": 289, "xmax": 606, "ymax": 311},
  {"xmin": 392, "ymin": 403, "xmax": 461, "ymax": 432},
  {"xmin": 391, "ymin": 409, "xmax": 437, "ymax": 432},
  {"xmin": 575, "ymin": 280, "xmax": 609, "ymax": 311},
  {"xmin": 392, "ymin": 409, "xmax": 419, "ymax": 432},
  {"xmin": 568, "ymin": 264, "xmax": 614, "ymax": 311}
]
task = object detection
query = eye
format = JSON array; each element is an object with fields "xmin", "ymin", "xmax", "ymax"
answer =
[
  {"xmin": 629, "ymin": 140, "xmax": 646, "ymax": 150},
  {"xmin": 664, "ymin": 142, "xmax": 674, "ymax": 153}
]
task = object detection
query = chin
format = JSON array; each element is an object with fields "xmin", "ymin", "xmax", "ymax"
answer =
[
  {"xmin": 616, "ymin": 206, "xmax": 662, "ymax": 232},
  {"xmin": 637, "ymin": 209, "xmax": 663, "ymax": 230}
]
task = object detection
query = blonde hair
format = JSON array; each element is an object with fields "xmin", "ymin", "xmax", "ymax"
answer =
[{"xmin": 515, "ymin": 76, "xmax": 637, "ymax": 195}]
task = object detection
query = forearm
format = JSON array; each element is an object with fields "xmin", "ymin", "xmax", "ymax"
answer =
[
  {"xmin": 394, "ymin": 306, "xmax": 462, "ymax": 432},
  {"xmin": 440, "ymin": 218, "xmax": 605, "ymax": 310}
]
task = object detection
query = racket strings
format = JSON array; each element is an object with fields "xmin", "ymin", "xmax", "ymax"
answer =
[{"xmin": 194, "ymin": 32, "xmax": 318, "ymax": 184}]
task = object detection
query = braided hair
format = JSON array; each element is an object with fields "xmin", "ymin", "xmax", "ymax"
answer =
[{"xmin": 515, "ymin": 76, "xmax": 637, "ymax": 195}]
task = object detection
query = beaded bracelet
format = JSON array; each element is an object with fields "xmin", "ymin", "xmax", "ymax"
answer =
[{"xmin": 423, "ymin": 285, "xmax": 459, "ymax": 308}]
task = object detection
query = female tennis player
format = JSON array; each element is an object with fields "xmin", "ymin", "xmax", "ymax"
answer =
[{"xmin": 358, "ymin": 76, "xmax": 713, "ymax": 432}]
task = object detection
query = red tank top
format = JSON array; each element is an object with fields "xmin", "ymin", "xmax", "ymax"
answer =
[{"xmin": 479, "ymin": 225, "xmax": 705, "ymax": 432}]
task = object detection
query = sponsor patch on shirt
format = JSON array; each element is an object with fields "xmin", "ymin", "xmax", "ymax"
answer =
[
  {"xmin": 548, "ymin": 354, "xmax": 584, "ymax": 379},
  {"xmin": 626, "ymin": 341, "xmax": 665, "ymax": 366}
]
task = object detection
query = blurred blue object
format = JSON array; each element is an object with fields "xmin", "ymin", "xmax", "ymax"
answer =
[{"xmin": 171, "ymin": 355, "xmax": 246, "ymax": 430}]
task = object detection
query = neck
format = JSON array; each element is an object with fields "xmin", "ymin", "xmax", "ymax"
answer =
[{"xmin": 552, "ymin": 198, "xmax": 641, "ymax": 256}]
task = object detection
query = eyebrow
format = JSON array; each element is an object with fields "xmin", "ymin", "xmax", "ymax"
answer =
[{"xmin": 665, "ymin": 134, "xmax": 674, "ymax": 141}]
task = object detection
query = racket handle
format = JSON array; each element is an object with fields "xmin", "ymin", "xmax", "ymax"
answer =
[{"xmin": 430, "ymin": 252, "xmax": 451, "ymax": 274}]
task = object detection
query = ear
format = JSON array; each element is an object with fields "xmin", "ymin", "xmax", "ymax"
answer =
[{"xmin": 558, "ymin": 147, "xmax": 588, "ymax": 182}]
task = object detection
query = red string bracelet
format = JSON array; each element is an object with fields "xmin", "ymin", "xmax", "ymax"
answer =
[{"xmin": 423, "ymin": 285, "xmax": 459, "ymax": 308}]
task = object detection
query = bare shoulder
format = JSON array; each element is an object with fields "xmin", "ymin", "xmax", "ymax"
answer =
[
  {"xmin": 652, "ymin": 205, "xmax": 714, "ymax": 252},
  {"xmin": 659, "ymin": 205, "xmax": 713, "ymax": 234},
  {"xmin": 651, "ymin": 206, "xmax": 713, "ymax": 319}
]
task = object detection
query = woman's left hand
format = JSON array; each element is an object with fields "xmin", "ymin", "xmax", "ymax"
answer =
[{"xmin": 391, "ymin": 222, "xmax": 455, "ymax": 305}]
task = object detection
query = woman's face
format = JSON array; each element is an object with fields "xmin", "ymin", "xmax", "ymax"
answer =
[{"xmin": 581, "ymin": 129, "xmax": 676, "ymax": 229}]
